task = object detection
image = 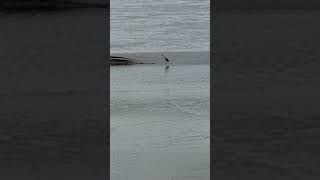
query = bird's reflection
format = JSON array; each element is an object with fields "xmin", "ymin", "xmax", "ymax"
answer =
[{"xmin": 164, "ymin": 64, "xmax": 170, "ymax": 73}]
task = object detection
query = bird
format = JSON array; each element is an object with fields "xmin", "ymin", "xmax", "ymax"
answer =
[{"xmin": 162, "ymin": 53, "xmax": 170, "ymax": 64}]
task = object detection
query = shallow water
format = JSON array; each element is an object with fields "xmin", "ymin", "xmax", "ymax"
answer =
[
  {"xmin": 111, "ymin": 64, "xmax": 209, "ymax": 180},
  {"xmin": 110, "ymin": 0, "xmax": 210, "ymax": 53}
]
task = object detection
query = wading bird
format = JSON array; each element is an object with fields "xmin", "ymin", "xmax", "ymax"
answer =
[{"xmin": 162, "ymin": 54, "xmax": 170, "ymax": 64}]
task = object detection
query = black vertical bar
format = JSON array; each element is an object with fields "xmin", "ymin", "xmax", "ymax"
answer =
[
  {"xmin": 210, "ymin": 0, "xmax": 215, "ymax": 179},
  {"xmin": 0, "ymin": 1, "xmax": 109, "ymax": 179}
]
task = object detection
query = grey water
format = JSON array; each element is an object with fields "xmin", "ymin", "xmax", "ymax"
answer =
[
  {"xmin": 111, "ymin": 0, "xmax": 210, "ymax": 179},
  {"xmin": 111, "ymin": 0, "xmax": 210, "ymax": 53},
  {"xmin": 111, "ymin": 64, "xmax": 209, "ymax": 180}
]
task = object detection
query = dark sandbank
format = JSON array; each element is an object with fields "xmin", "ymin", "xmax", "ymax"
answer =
[
  {"xmin": 111, "ymin": 51, "xmax": 210, "ymax": 65},
  {"xmin": 0, "ymin": 0, "xmax": 108, "ymax": 13},
  {"xmin": 109, "ymin": 56, "xmax": 153, "ymax": 65}
]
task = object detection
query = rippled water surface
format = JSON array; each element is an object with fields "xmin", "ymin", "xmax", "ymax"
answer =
[
  {"xmin": 111, "ymin": 0, "xmax": 210, "ymax": 53},
  {"xmin": 111, "ymin": 64, "xmax": 209, "ymax": 180}
]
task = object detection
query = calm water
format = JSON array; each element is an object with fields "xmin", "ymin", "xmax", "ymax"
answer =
[
  {"xmin": 111, "ymin": 0, "xmax": 210, "ymax": 179},
  {"xmin": 111, "ymin": 64, "xmax": 209, "ymax": 180},
  {"xmin": 111, "ymin": 0, "xmax": 210, "ymax": 53}
]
